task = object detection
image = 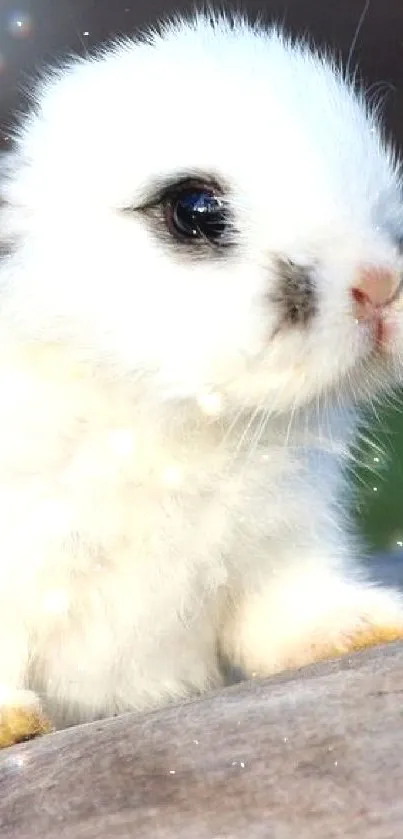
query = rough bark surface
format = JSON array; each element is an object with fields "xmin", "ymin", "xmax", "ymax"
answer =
[{"xmin": 1, "ymin": 640, "xmax": 403, "ymax": 839}]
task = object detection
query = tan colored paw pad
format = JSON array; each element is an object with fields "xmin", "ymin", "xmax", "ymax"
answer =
[
  {"xmin": 0, "ymin": 704, "xmax": 53, "ymax": 749},
  {"xmin": 308, "ymin": 622, "xmax": 403, "ymax": 665},
  {"xmin": 343, "ymin": 623, "xmax": 403, "ymax": 653}
]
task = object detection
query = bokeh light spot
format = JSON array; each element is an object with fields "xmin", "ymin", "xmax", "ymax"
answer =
[{"xmin": 7, "ymin": 11, "xmax": 34, "ymax": 39}]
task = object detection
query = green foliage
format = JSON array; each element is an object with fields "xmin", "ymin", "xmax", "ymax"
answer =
[{"xmin": 355, "ymin": 400, "xmax": 403, "ymax": 551}]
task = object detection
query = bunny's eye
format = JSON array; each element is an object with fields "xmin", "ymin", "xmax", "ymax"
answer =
[{"xmin": 164, "ymin": 184, "xmax": 229, "ymax": 244}]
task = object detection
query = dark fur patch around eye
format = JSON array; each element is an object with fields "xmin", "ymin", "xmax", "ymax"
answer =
[
  {"xmin": 271, "ymin": 256, "xmax": 317, "ymax": 326},
  {"xmin": 122, "ymin": 171, "xmax": 238, "ymax": 262}
]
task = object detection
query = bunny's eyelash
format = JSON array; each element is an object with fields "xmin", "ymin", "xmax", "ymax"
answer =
[{"xmin": 131, "ymin": 173, "xmax": 226, "ymax": 211}]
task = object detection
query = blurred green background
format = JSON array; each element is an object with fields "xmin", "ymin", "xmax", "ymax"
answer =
[{"xmin": 355, "ymin": 398, "xmax": 403, "ymax": 552}]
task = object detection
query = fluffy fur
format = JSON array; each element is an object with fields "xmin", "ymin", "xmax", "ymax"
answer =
[{"xmin": 0, "ymin": 13, "xmax": 403, "ymax": 738}]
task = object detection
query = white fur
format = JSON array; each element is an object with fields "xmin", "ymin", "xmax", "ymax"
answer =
[{"xmin": 0, "ymin": 13, "xmax": 402, "ymax": 729}]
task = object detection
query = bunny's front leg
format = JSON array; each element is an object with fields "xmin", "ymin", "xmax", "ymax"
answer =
[{"xmin": 221, "ymin": 550, "xmax": 403, "ymax": 678}]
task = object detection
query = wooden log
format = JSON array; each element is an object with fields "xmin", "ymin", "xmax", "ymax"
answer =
[{"xmin": 1, "ymin": 641, "xmax": 403, "ymax": 839}]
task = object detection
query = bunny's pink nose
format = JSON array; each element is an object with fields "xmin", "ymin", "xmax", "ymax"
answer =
[{"xmin": 351, "ymin": 266, "xmax": 399, "ymax": 320}]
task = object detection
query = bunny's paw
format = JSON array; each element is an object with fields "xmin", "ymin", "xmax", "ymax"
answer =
[{"xmin": 0, "ymin": 688, "xmax": 53, "ymax": 749}]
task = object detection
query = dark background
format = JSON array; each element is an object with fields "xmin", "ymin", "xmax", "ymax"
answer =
[
  {"xmin": 1, "ymin": 0, "xmax": 403, "ymax": 551},
  {"xmin": 1, "ymin": 1, "xmax": 403, "ymax": 145}
]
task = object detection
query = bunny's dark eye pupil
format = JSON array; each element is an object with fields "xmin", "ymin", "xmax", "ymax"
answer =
[{"xmin": 166, "ymin": 187, "xmax": 227, "ymax": 244}]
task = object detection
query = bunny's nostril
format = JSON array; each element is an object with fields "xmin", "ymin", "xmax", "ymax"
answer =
[
  {"xmin": 351, "ymin": 266, "xmax": 400, "ymax": 321},
  {"xmin": 351, "ymin": 285, "xmax": 373, "ymax": 321}
]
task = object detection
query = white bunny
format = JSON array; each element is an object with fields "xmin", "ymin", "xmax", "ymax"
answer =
[{"xmin": 0, "ymin": 12, "xmax": 402, "ymax": 745}]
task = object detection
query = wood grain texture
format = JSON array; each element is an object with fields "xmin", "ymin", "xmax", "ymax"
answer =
[{"xmin": 1, "ymin": 641, "xmax": 403, "ymax": 839}]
